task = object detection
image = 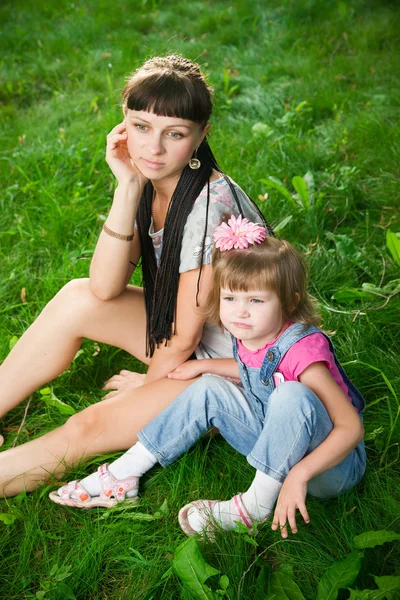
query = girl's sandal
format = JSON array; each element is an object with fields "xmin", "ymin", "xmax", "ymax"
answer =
[
  {"xmin": 178, "ymin": 494, "xmax": 255, "ymax": 539},
  {"xmin": 48, "ymin": 463, "xmax": 139, "ymax": 509}
]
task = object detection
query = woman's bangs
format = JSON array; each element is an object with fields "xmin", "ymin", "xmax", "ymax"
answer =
[{"xmin": 126, "ymin": 74, "xmax": 208, "ymax": 124}]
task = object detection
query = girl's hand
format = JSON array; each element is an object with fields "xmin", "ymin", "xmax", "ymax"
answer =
[
  {"xmin": 167, "ymin": 360, "xmax": 203, "ymax": 380},
  {"xmin": 106, "ymin": 121, "xmax": 148, "ymax": 188},
  {"xmin": 271, "ymin": 470, "xmax": 310, "ymax": 538},
  {"xmin": 102, "ymin": 370, "xmax": 146, "ymax": 399}
]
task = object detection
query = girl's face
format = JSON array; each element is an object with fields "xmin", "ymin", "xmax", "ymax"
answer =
[
  {"xmin": 220, "ymin": 287, "xmax": 285, "ymax": 351},
  {"xmin": 124, "ymin": 109, "xmax": 209, "ymax": 184}
]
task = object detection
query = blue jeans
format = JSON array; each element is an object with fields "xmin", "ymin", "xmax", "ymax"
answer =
[{"xmin": 138, "ymin": 376, "xmax": 366, "ymax": 498}]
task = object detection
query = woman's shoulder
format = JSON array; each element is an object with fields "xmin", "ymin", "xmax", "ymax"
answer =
[{"xmin": 193, "ymin": 173, "xmax": 260, "ymax": 221}]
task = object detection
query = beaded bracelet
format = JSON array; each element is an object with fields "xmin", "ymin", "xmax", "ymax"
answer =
[{"xmin": 102, "ymin": 223, "xmax": 134, "ymax": 242}]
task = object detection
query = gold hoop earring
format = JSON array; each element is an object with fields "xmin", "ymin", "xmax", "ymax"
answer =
[{"xmin": 189, "ymin": 149, "xmax": 201, "ymax": 170}]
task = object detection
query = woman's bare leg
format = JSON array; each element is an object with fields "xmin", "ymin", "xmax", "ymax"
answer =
[
  {"xmin": 0, "ymin": 278, "xmax": 149, "ymax": 418},
  {"xmin": 0, "ymin": 376, "xmax": 195, "ymax": 497}
]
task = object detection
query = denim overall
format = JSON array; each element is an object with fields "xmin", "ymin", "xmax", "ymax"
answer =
[
  {"xmin": 139, "ymin": 323, "xmax": 366, "ymax": 498},
  {"xmin": 232, "ymin": 322, "xmax": 365, "ymax": 420}
]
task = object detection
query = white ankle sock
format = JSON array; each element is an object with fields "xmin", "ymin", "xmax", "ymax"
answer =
[
  {"xmin": 187, "ymin": 470, "xmax": 282, "ymax": 532},
  {"xmin": 66, "ymin": 442, "xmax": 157, "ymax": 499}
]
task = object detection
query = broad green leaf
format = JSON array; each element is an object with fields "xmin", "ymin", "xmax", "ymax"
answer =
[
  {"xmin": 47, "ymin": 583, "xmax": 77, "ymax": 599},
  {"xmin": 219, "ymin": 576, "xmax": 229, "ymax": 591},
  {"xmin": 332, "ymin": 289, "xmax": 375, "ymax": 302},
  {"xmin": 374, "ymin": 575, "xmax": 400, "ymax": 599},
  {"xmin": 39, "ymin": 388, "xmax": 76, "ymax": 415},
  {"xmin": 317, "ymin": 552, "xmax": 363, "ymax": 600},
  {"xmin": 347, "ymin": 589, "xmax": 380, "ymax": 599},
  {"xmin": 273, "ymin": 215, "xmax": 293, "ymax": 233},
  {"xmin": 0, "ymin": 512, "xmax": 20, "ymax": 526},
  {"xmin": 243, "ymin": 534, "xmax": 258, "ymax": 547},
  {"xmin": 380, "ymin": 279, "xmax": 400, "ymax": 295},
  {"xmin": 269, "ymin": 564, "xmax": 306, "ymax": 600},
  {"xmin": 255, "ymin": 565, "xmax": 272, "ymax": 598},
  {"xmin": 252, "ymin": 122, "xmax": 274, "ymax": 138},
  {"xmin": 173, "ymin": 537, "xmax": 220, "ymax": 600},
  {"xmin": 353, "ymin": 530, "xmax": 400, "ymax": 549},
  {"xmin": 386, "ymin": 230, "xmax": 400, "ymax": 265},
  {"xmin": 9, "ymin": 335, "xmax": 19, "ymax": 351},
  {"xmin": 292, "ymin": 176, "xmax": 309, "ymax": 209},
  {"xmin": 259, "ymin": 177, "xmax": 297, "ymax": 207},
  {"xmin": 154, "ymin": 498, "xmax": 169, "ymax": 517}
]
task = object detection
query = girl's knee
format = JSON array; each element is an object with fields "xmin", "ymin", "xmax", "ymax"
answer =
[{"xmin": 269, "ymin": 381, "xmax": 320, "ymax": 412}]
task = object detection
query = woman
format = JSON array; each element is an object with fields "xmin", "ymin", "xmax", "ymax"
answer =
[{"xmin": 0, "ymin": 55, "xmax": 270, "ymax": 497}]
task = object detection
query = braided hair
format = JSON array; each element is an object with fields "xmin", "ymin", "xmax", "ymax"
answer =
[{"xmin": 122, "ymin": 55, "xmax": 272, "ymax": 356}]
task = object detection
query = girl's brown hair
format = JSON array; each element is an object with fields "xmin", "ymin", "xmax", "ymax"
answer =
[{"xmin": 203, "ymin": 236, "xmax": 320, "ymax": 328}]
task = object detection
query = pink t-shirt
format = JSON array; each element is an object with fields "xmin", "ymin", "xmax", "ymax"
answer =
[{"xmin": 237, "ymin": 326, "xmax": 350, "ymax": 401}]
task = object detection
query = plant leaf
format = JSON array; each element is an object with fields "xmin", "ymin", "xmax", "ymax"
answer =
[
  {"xmin": 269, "ymin": 563, "xmax": 306, "ymax": 600},
  {"xmin": 374, "ymin": 575, "xmax": 400, "ymax": 599},
  {"xmin": 255, "ymin": 564, "xmax": 272, "ymax": 597},
  {"xmin": 353, "ymin": 530, "xmax": 400, "ymax": 549},
  {"xmin": 9, "ymin": 335, "xmax": 19, "ymax": 351},
  {"xmin": 219, "ymin": 575, "xmax": 229, "ymax": 591},
  {"xmin": 39, "ymin": 388, "xmax": 76, "ymax": 415},
  {"xmin": 154, "ymin": 498, "xmax": 169, "ymax": 517},
  {"xmin": 347, "ymin": 589, "xmax": 380, "ymax": 599},
  {"xmin": 273, "ymin": 215, "xmax": 293, "ymax": 233},
  {"xmin": 173, "ymin": 537, "xmax": 220, "ymax": 600},
  {"xmin": 252, "ymin": 122, "xmax": 274, "ymax": 138},
  {"xmin": 259, "ymin": 177, "xmax": 297, "ymax": 207},
  {"xmin": 292, "ymin": 176, "xmax": 309, "ymax": 209},
  {"xmin": 0, "ymin": 512, "xmax": 20, "ymax": 526},
  {"xmin": 317, "ymin": 552, "xmax": 363, "ymax": 600},
  {"xmin": 386, "ymin": 229, "xmax": 400, "ymax": 265},
  {"xmin": 332, "ymin": 289, "xmax": 375, "ymax": 302}
]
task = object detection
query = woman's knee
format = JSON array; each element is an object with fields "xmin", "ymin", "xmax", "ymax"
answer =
[
  {"xmin": 62, "ymin": 403, "xmax": 106, "ymax": 443},
  {"xmin": 47, "ymin": 279, "xmax": 99, "ymax": 323},
  {"xmin": 54, "ymin": 278, "xmax": 92, "ymax": 307}
]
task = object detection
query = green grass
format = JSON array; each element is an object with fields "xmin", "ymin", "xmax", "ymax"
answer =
[{"xmin": 1, "ymin": 0, "xmax": 399, "ymax": 597}]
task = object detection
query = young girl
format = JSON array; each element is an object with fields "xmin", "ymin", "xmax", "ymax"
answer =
[
  {"xmin": 50, "ymin": 216, "xmax": 366, "ymax": 539},
  {"xmin": 0, "ymin": 55, "xmax": 270, "ymax": 497}
]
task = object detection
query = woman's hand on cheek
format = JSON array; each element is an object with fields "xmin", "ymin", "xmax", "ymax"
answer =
[
  {"xmin": 271, "ymin": 470, "xmax": 310, "ymax": 538},
  {"xmin": 106, "ymin": 122, "xmax": 148, "ymax": 189}
]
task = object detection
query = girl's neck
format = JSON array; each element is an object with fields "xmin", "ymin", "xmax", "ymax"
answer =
[{"xmin": 240, "ymin": 322, "xmax": 290, "ymax": 352}]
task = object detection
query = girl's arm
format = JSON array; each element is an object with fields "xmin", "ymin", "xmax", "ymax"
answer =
[
  {"xmin": 90, "ymin": 121, "xmax": 147, "ymax": 300},
  {"xmin": 144, "ymin": 265, "xmax": 214, "ymax": 384},
  {"xmin": 272, "ymin": 362, "xmax": 364, "ymax": 537},
  {"xmin": 168, "ymin": 358, "xmax": 240, "ymax": 380}
]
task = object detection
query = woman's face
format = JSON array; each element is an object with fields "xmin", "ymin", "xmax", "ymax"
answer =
[{"xmin": 124, "ymin": 109, "xmax": 209, "ymax": 184}]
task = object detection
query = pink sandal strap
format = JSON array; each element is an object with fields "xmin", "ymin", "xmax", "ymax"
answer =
[
  {"xmin": 178, "ymin": 500, "xmax": 216, "ymax": 538},
  {"xmin": 233, "ymin": 494, "xmax": 253, "ymax": 529},
  {"xmin": 58, "ymin": 480, "xmax": 93, "ymax": 504},
  {"xmin": 97, "ymin": 463, "xmax": 139, "ymax": 503}
]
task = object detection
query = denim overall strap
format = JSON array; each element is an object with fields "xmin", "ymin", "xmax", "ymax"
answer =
[
  {"xmin": 320, "ymin": 334, "xmax": 366, "ymax": 414},
  {"xmin": 259, "ymin": 323, "xmax": 320, "ymax": 385}
]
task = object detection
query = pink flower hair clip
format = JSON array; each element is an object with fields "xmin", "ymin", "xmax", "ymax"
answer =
[{"xmin": 213, "ymin": 214, "xmax": 266, "ymax": 251}]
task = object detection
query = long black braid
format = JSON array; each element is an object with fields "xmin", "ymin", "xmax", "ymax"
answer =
[{"xmin": 137, "ymin": 138, "xmax": 273, "ymax": 357}]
